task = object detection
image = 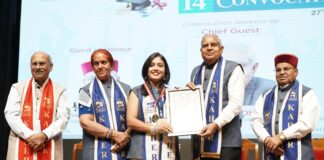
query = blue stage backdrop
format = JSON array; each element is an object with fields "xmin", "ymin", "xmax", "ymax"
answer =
[{"xmin": 19, "ymin": 0, "xmax": 324, "ymax": 139}]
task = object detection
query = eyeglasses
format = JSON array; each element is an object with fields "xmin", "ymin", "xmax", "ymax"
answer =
[{"xmin": 274, "ymin": 67, "xmax": 295, "ymax": 73}]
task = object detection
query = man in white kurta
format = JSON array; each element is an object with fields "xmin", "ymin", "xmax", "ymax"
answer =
[
  {"xmin": 251, "ymin": 53, "xmax": 320, "ymax": 160},
  {"xmin": 4, "ymin": 51, "xmax": 70, "ymax": 160}
]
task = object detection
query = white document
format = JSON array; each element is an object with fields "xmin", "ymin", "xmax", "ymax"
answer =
[{"xmin": 166, "ymin": 86, "xmax": 206, "ymax": 136}]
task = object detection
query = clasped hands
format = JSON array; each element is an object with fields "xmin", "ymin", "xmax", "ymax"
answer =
[
  {"xmin": 264, "ymin": 134, "xmax": 284, "ymax": 156},
  {"xmin": 27, "ymin": 132, "xmax": 48, "ymax": 151},
  {"xmin": 110, "ymin": 130, "xmax": 130, "ymax": 153}
]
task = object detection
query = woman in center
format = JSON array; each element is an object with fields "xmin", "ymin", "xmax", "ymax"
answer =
[{"xmin": 126, "ymin": 52, "xmax": 180, "ymax": 160}]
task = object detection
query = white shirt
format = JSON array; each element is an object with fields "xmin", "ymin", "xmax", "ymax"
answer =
[
  {"xmin": 250, "ymin": 87, "xmax": 320, "ymax": 142},
  {"xmin": 4, "ymin": 79, "xmax": 70, "ymax": 140}
]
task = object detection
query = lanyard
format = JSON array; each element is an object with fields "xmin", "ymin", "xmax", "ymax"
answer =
[{"xmin": 144, "ymin": 82, "xmax": 165, "ymax": 115}]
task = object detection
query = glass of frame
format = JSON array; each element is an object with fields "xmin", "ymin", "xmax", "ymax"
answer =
[{"xmin": 165, "ymin": 86, "xmax": 206, "ymax": 136}]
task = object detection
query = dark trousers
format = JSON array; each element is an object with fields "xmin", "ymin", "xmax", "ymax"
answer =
[{"xmin": 200, "ymin": 147, "xmax": 242, "ymax": 160}]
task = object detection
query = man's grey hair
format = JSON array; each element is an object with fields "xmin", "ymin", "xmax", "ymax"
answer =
[
  {"xmin": 30, "ymin": 51, "xmax": 53, "ymax": 64},
  {"xmin": 201, "ymin": 33, "xmax": 223, "ymax": 47}
]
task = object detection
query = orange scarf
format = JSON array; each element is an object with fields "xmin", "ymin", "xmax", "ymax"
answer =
[{"xmin": 18, "ymin": 79, "xmax": 54, "ymax": 160}]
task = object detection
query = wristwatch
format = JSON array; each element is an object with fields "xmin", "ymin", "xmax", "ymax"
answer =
[{"xmin": 279, "ymin": 133, "xmax": 286, "ymax": 142}]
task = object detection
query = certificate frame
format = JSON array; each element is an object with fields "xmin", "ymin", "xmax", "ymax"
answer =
[{"xmin": 166, "ymin": 86, "xmax": 206, "ymax": 136}]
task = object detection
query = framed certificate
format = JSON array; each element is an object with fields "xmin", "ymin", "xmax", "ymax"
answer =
[{"xmin": 166, "ymin": 86, "xmax": 206, "ymax": 136}]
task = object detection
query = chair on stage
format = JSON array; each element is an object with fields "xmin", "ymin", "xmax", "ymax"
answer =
[
  {"xmin": 312, "ymin": 138, "xmax": 324, "ymax": 160},
  {"xmin": 72, "ymin": 140, "xmax": 83, "ymax": 160},
  {"xmin": 242, "ymin": 139, "xmax": 259, "ymax": 160}
]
